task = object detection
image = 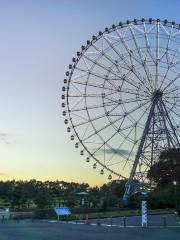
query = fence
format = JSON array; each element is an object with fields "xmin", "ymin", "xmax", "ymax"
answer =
[{"xmin": 73, "ymin": 214, "xmax": 180, "ymax": 227}]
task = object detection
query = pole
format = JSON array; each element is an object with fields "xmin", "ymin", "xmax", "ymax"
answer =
[
  {"xmin": 173, "ymin": 181, "xmax": 178, "ymax": 211},
  {"xmin": 141, "ymin": 192, "xmax": 148, "ymax": 227}
]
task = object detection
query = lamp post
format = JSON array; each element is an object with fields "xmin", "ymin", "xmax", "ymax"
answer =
[{"xmin": 173, "ymin": 181, "xmax": 178, "ymax": 212}]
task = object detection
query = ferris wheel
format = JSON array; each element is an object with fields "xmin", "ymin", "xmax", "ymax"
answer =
[{"xmin": 62, "ymin": 18, "xmax": 180, "ymax": 200}]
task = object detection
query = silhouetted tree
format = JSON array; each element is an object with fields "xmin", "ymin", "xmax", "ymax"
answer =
[{"xmin": 147, "ymin": 148, "xmax": 180, "ymax": 186}]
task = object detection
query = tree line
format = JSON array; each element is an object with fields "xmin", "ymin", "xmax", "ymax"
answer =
[
  {"xmin": 0, "ymin": 148, "xmax": 179, "ymax": 211},
  {"xmin": 0, "ymin": 178, "xmax": 178, "ymax": 211}
]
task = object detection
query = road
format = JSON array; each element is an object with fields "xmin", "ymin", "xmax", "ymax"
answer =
[{"xmin": 0, "ymin": 220, "xmax": 179, "ymax": 240}]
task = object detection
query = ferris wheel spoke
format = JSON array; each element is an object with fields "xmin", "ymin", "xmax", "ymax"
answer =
[
  {"xmin": 104, "ymin": 120, "xmax": 129, "ymax": 163},
  {"xmin": 116, "ymin": 25, "xmax": 154, "ymax": 92},
  {"xmin": 166, "ymin": 105, "xmax": 180, "ymax": 118},
  {"xmin": 105, "ymin": 102, "xmax": 150, "ymax": 117},
  {"xmin": 72, "ymin": 98, "xmax": 126, "ymax": 128},
  {"xmin": 119, "ymin": 101, "xmax": 150, "ymax": 147},
  {"xmin": 162, "ymin": 73, "xmax": 180, "ymax": 92},
  {"xmin": 75, "ymin": 65, "xmax": 140, "ymax": 92},
  {"xmin": 103, "ymin": 32, "xmax": 136, "ymax": 67},
  {"xmin": 155, "ymin": 21, "xmax": 160, "ymax": 90},
  {"xmin": 164, "ymin": 99, "xmax": 180, "ymax": 111},
  {"xmin": 165, "ymin": 96, "xmax": 180, "ymax": 100},
  {"xmin": 122, "ymin": 143, "xmax": 137, "ymax": 170},
  {"xmin": 71, "ymin": 78, "xmax": 131, "ymax": 93},
  {"xmin": 103, "ymin": 89, "xmax": 150, "ymax": 105},
  {"xmin": 164, "ymin": 98, "xmax": 180, "ymax": 108},
  {"xmin": 159, "ymin": 56, "xmax": 180, "ymax": 90},
  {"xmin": 91, "ymin": 122, "xmax": 135, "ymax": 159},
  {"xmin": 75, "ymin": 66, "xmax": 106, "ymax": 81},
  {"xmin": 142, "ymin": 22, "xmax": 156, "ymax": 65},
  {"xmin": 106, "ymin": 123, "xmax": 139, "ymax": 168},
  {"xmin": 123, "ymin": 99, "xmax": 151, "ymax": 118},
  {"xmin": 166, "ymin": 108, "xmax": 180, "ymax": 129},
  {"xmin": 170, "ymin": 44, "xmax": 180, "ymax": 64},
  {"xmin": 133, "ymin": 101, "xmax": 153, "ymax": 126},
  {"xmin": 83, "ymin": 109, "xmax": 137, "ymax": 145},
  {"xmin": 81, "ymin": 123, "xmax": 92, "ymax": 141},
  {"xmin": 121, "ymin": 87, "xmax": 151, "ymax": 97},
  {"xmin": 91, "ymin": 41, "xmax": 132, "ymax": 80},
  {"xmin": 159, "ymin": 66, "xmax": 172, "ymax": 90},
  {"xmin": 70, "ymin": 101, "xmax": 119, "ymax": 112},
  {"xmin": 171, "ymin": 60, "xmax": 180, "ymax": 68},
  {"xmin": 104, "ymin": 96, "xmax": 149, "ymax": 106},
  {"xmin": 83, "ymin": 55, "xmax": 120, "ymax": 81},
  {"xmin": 68, "ymin": 94, "xmax": 102, "ymax": 98},
  {"xmin": 70, "ymin": 112, "xmax": 89, "ymax": 121},
  {"xmin": 163, "ymin": 85, "xmax": 180, "ymax": 96},
  {"xmin": 159, "ymin": 24, "xmax": 173, "ymax": 64},
  {"xmin": 69, "ymin": 90, "xmax": 144, "ymax": 99},
  {"xmin": 71, "ymin": 80, "xmax": 111, "ymax": 91},
  {"xmin": 115, "ymin": 27, "xmax": 140, "ymax": 66},
  {"xmin": 107, "ymin": 70, "xmax": 140, "ymax": 90},
  {"xmin": 75, "ymin": 66, "xmax": 121, "ymax": 90},
  {"xmin": 103, "ymin": 32, "xmax": 151, "ymax": 92},
  {"xmin": 104, "ymin": 101, "xmax": 123, "ymax": 115},
  {"xmin": 128, "ymin": 25, "xmax": 154, "ymax": 91},
  {"xmin": 110, "ymin": 142, "xmax": 136, "ymax": 167},
  {"xmin": 81, "ymin": 56, "xmax": 92, "ymax": 71},
  {"xmin": 107, "ymin": 145, "xmax": 135, "ymax": 168},
  {"xmin": 91, "ymin": 41, "xmax": 130, "ymax": 72},
  {"xmin": 82, "ymin": 115, "xmax": 125, "ymax": 142},
  {"xmin": 68, "ymin": 96, "xmax": 84, "ymax": 111},
  {"xmin": 119, "ymin": 101, "xmax": 152, "ymax": 150},
  {"xmin": 90, "ymin": 43, "xmax": 142, "ymax": 90},
  {"xmin": 118, "ymin": 89, "xmax": 143, "ymax": 96}
]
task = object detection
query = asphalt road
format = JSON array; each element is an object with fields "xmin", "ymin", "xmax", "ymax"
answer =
[{"xmin": 0, "ymin": 221, "xmax": 180, "ymax": 240}]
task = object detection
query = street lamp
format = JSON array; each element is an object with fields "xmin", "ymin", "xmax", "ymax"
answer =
[{"xmin": 173, "ymin": 181, "xmax": 178, "ymax": 211}]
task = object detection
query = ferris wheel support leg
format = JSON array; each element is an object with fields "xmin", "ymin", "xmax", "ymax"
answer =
[
  {"xmin": 123, "ymin": 101, "xmax": 156, "ymax": 204},
  {"xmin": 161, "ymin": 100, "xmax": 180, "ymax": 147}
]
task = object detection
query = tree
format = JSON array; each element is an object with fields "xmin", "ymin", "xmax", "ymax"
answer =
[
  {"xmin": 147, "ymin": 148, "xmax": 180, "ymax": 187},
  {"xmin": 33, "ymin": 181, "xmax": 53, "ymax": 209}
]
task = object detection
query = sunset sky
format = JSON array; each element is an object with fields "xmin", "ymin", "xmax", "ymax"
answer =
[{"xmin": 1, "ymin": 0, "xmax": 180, "ymax": 186}]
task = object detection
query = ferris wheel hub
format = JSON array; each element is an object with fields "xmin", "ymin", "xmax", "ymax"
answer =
[{"xmin": 152, "ymin": 90, "xmax": 163, "ymax": 100}]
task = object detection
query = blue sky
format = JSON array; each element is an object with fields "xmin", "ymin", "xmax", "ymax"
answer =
[{"xmin": 0, "ymin": 0, "xmax": 180, "ymax": 185}]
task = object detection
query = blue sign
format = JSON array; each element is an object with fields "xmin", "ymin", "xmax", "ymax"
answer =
[{"xmin": 54, "ymin": 207, "xmax": 71, "ymax": 216}]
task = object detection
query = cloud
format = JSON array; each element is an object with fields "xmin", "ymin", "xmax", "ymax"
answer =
[
  {"xmin": 0, "ymin": 173, "xmax": 6, "ymax": 175},
  {"xmin": 100, "ymin": 148, "xmax": 133, "ymax": 156},
  {"xmin": 0, "ymin": 133, "xmax": 7, "ymax": 137},
  {"xmin": 0, "ymin": 133, "xmax": 17, "ymax": 145}
]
